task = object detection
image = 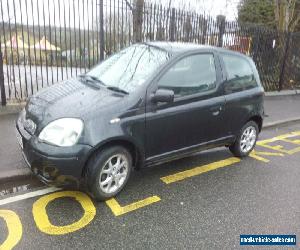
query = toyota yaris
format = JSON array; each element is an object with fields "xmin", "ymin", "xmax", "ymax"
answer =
[{"xmin": 16, "ymin": 42, "xmax": 264, "ymax": 200}]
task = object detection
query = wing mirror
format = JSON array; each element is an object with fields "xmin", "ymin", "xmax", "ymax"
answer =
[{"xmin": 151, "ymin": 89, "xmax": 174, "ymax": 103}]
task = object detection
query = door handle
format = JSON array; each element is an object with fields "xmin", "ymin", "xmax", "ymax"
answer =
[
  {"xmin": 212, "ymin": 110, "xmax": 220, "ymax": 116},
  {"xmin": 210, "ymin": 106, "xmax": 222, "ymax": 116}
]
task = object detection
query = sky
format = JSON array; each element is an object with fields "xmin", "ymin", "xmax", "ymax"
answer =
[
  {"xmin": 1, "ymin": 0, "xmax": 239, "ymax": 29},
  {"xmin": 160, "ymin": 0, "xmax": 239, "ymax": 20}
]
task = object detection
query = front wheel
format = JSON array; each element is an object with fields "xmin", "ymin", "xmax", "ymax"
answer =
[
  {"xmin": 86, "ymin": 146, "xmax": 132, "ymax": 201},
  {"xmin": 229, "ymin": 121, "xmax": 258, "ymax": 157}
]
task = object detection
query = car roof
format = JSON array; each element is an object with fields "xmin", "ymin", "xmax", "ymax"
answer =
[{"xmin": 145, "ymin": 41, "xmax": 249, "ymax": 58}]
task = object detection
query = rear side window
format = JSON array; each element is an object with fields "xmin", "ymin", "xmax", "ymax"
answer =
[
  {"xmin": 157, "ymin": 53, "xmax": 217, "ymax": 97},
  {"xmin": 222, "ymin": 54, "xmax": 258, "ymax": 94}
]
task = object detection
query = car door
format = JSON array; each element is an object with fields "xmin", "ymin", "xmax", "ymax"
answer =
[
  {"xmin": 145, "ymin": 51, "xmax": 227, "ymax": 159},
  {"xmin": 219, "ymin": 52, "xmax": 262, "ymax": 136}
]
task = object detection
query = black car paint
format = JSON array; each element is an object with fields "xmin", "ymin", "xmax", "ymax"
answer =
[
  {"xmin": 145, "ymin": 49, "xmax": 228, "ymax": 160},
  {"xmin": 17, "ymin": 43, "xmax": 264, "ymax": 186}
]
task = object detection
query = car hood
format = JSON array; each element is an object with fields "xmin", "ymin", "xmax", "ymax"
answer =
[{"xmin": 26, "ymin": 78, "xmax": 129, "ymax": 125}]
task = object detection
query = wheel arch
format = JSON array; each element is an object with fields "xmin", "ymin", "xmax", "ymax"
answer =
[
  {"xmin": 81, "ymin": 137, "xmax": 144, "ymax": 177},
  {"xmin": 247, "ymin": 115, "xmax": 263, "ymax": 132}
]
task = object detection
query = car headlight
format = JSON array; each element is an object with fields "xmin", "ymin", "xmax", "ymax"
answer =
[{"xmin": 39, "ymin": 118, "xmax": 84, "ymax": 147}]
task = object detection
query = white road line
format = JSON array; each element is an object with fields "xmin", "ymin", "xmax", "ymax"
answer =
[{"xmin": 0, "ymin": 187, "xmax": 61, "ymax": 206}]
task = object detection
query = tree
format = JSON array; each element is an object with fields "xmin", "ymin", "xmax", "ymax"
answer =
[
  {"xmin": 133, "ymin": 0, "xmax": 144, "ymax": 42},
  {"xmin": 274, "ymin": 0, "xmax": 300, "ymax": 32},
  {"xmin": 238, "ymin": 0, "xmax": 300, "ymax": 32},
  {"xmin": 238, "ymin": 0, "xmax": 276, "ymax": 28}
]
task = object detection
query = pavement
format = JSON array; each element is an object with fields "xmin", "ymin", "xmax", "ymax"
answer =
[
  {"xmin": 264, "ymin": 94, "xmax": 300, "ymax": 125},
  {"xmin": 0, "ymin": 93, "xmax": 300, "ymax": 182},
  {"xmin": 0, "ymin": 121, "xmax": 299, "ymax": 249}
]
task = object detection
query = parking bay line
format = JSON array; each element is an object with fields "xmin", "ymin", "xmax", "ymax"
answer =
[
  {"xmin": 106, "ymin": 196, "xmax": 161, "ymax": 216},
  {"xmin": 160, "ymin": 157, "xmax": 241, "ymax": 184},
  {"xmin": 0, "ymin": 187, "xmax": 61, "ymax": 206}
]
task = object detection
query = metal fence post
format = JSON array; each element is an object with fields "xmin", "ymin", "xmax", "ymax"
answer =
[
  {"xmin": 0, "ymin": 50, "xmax": 6, "ymax": 106},
  {"xmin": 133, "ymin": 0, "xmax": 144, "ymax": 43},
  {"xmin": 169, "ymin": 8, "xmax": 176, "ymax": 42},
  {"xmin": 99, "ymin": 0, "xmax": 104, "ymax": 61},
  {"xmin": 201, "ymin": 17, "xmax": 208, "ymax": 45},
  {"xmin": 217, "ymin": 15, "xmax": 226, "ymax": 47},
  {"xmin": 278, "ymin": 32, "xmax": 291, "ymax": 91}
]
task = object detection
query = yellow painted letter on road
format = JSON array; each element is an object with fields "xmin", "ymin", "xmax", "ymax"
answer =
[
  {"xmin": 32, "ymin": 191, "xmax": 96, "ymax": 235},
  {"xmin": 0, "ymin": 210, "xmax": 22, "ymax": 250},
  {"xmin": 106, "ymin": 196, "xmax": 161, "ymax": 216}
]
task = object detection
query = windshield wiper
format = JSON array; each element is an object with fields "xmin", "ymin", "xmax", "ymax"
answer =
[
  {"xmin": 78, "ymin": 74, "xmax": 106, "ymax": 87},
  {"xmin": 79, "ymin": 75, "xmax": 128, "ymax": 94},
  {"xmin": 106, "ymin": 86, "xmax": 129, "ymax": 95}
]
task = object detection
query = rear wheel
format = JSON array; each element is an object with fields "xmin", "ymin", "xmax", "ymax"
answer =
[
  {"xmin": 229, "ymin": 121, "xmax": 258, "ymax": 157},
  {"xmin": 86, "ymin": 146, "xmax": 132, "ymax": 201}
]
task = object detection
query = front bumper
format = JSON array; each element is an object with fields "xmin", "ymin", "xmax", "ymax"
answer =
[{"xmin": 17, "ymin": 125, "xmax": 92, "ymax": 187}]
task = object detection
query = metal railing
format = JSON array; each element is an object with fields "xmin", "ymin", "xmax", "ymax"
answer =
[{"xmin": 0, "ymin": 0, "xmax": 299, "ymax": 105}]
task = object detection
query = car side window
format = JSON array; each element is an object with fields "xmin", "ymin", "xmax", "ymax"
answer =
[
  {"xmin": 157, "ymin": 54, "xmax": 217, "ymax": 97},
  {"xmin": 222, "ymin": 54, "xmax": 258, "ymax": 94}
]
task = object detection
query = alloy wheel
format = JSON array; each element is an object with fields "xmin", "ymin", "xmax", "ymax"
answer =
[
  {"xmin": 99, "ymin": 154, "xmax": 129, "ymax": 194},
  {"xmin": 240, "ymin": 126, "xmax": 257, "ymax": 153}
]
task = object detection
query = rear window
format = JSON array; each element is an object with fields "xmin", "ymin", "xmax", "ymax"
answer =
[{"xmin": 222, "ymin": 54, "xmax": 258, "ymax": 94}]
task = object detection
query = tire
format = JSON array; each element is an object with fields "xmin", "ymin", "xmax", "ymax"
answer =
[
  {"xmin": 86, "ymin": 146, "xmax": 132, "ymax": 201},
  {"xmin": 229, "ymin": 121, "xmax": 259, "ymax": 157}
]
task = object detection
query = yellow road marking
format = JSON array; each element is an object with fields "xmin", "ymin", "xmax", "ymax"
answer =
[
  {"xmin": 257, "ymin": 131, "xmax": 300, "ymax": 154},
  {"xmin": 106, "ymin": 196, "xmax": 161, "ymax": 216},
  {"xmin": 249, "ymin": 152, "xmax": 270, "ymax": 163},
  {"xmin": 281, "ymin": 138, "xmax": 300, "ymax": 145},
  {"xmin": 251, "ymin": 150, "xmax": 284, "ymax": 156},
  {"xmin": 249, "ymin": 150, "xmax": 284, "ymax": 163},
  {"xmin": 0, "ymin": 210, "xmax": 22, "ymax": 250},
  {"xmin": 32, "ymin": 191, "xmax": 96, "ymax": 235},
  {"xmin": 291, "ymin": 139, "xmax": 300, "ymax": 144},
  {"xmin": 160, "ymin": 157, "xmax": 241, "ymax": 184},
  {"xmin": 285, "ymin": 147, "xmax": 300, "ymax": 154}
]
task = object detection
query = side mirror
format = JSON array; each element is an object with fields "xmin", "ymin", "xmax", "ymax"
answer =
[{"xmin": 151, "ymin": 89, "xmax": 174, "ymax": 103}]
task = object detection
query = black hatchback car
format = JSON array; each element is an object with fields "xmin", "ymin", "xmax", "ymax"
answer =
[{"xmin": 16, "ymin": 42, "xmax": 264, "ymax": 200}]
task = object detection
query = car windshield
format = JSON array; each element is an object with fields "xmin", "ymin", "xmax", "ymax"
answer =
[{"xmin": 86, "ymin": 44, "xmax": 171, "ymax": 93}]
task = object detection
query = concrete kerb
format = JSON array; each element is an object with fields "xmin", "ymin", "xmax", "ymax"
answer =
[
  {"xmin": 0, "ymin": 168, "xmax": 32, "ymax": 183},
  {"xmin": 262, "ymin": 116, "xmax": 300, "ymax": 129},
  {"xmin": 264, "ymin": 89, "xmax": 300, "ymax": 97},
  {"xmin": 0, "ymin": 102, "xmax": 26, "ymax": 116}
]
